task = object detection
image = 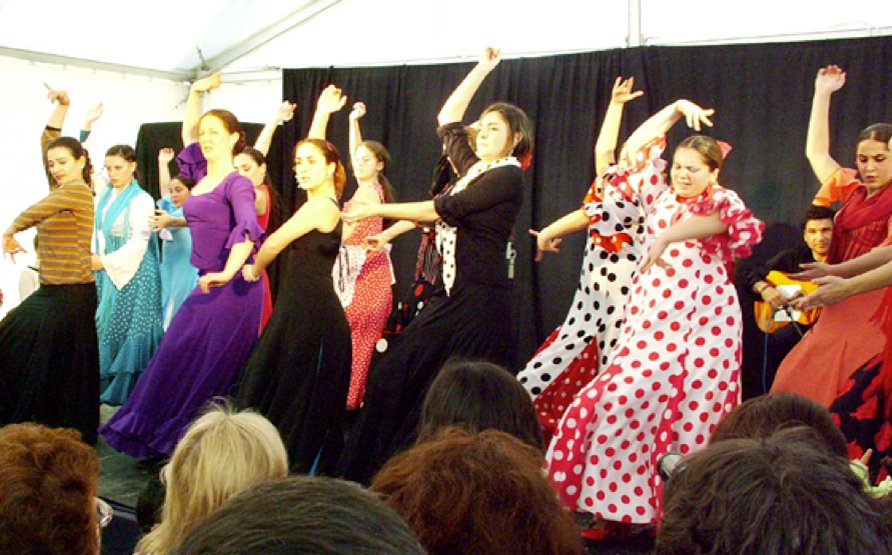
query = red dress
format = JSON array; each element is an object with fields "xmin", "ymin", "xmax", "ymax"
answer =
[
  {"xmin": 256, "ymin": 183, "xmax": 273, "ymax": 333},
  {"xmin": 337, "ymin": 182, "xmax": 394, "ymax": 409}
]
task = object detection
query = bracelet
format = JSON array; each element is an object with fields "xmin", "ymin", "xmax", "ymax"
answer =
[{"xmin": 755, "ymin": 283, "xmax": 771, "ymax": 294}]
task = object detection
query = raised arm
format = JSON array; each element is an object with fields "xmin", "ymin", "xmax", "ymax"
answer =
[
  {"xmin": 622, "ymin": 100, "xmax": 714, "ymax": 164},
  {"xmin": 805, "ymin": 65, "xmax": 846, "ymax": 184},
  {"xmin": 530, "ymin": 208, "xmax": 590, "ymax": 262},
  {"xmin": 254, "ymin": 101, "xmax": 296, "ymax": 156},
  {"xmin": 595, "ymin": 76, "xmax": 643, "ymax": 174},
  {"xmin": 364, "ymin": 219, "xmax": 416, "ymax": 253},
  {"xmin": 182, "ymin": 73, "xmax": 221, "ymax": 146},
  {"xmin": 437, "ymin": 47, "xmax": 502, "ymax": 126},
  {"xmin": 81, "ymin": 102, "xmax": 104, "ymax": 145},
  {"xmin": 43, "ymin": 84, "xmax": 70, "ymax": 131},
  {"xmin": 795, "ymin": 256, "xmax": 892, "ymax": 311},
  {"xmin": 158, "ymin": 148, "xmax": 175, "ymax": 197},
  {"xmin": 307, "ymin": 85, "xmax": 347, "ymax": 140},
  {"xmin": 348, "ymin": 102, "xmax": 366, "ymax": 163}
]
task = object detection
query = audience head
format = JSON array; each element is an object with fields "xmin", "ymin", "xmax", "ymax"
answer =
[
  {"xmin": 294, "ymin": 138, "xmax": 347, "ymax": 199},
  {"xmin": 419, "ymin": 360, "xmax": 544, "ymax": 451},
  {"xmin": 855, "ymin": 123, "xmax": 892, "ymax": 192},
  {"xmin": 198, "ymin": 109, "xmax": 246, "ymax": 162},
  {"xmin": 800, "ymin": 205, "xmax": 834, "ymax": 259},
  {"xmin": 104, "ymin": 144, "xmax": 138, "ymax": 189},
  {"xmin": 170, "ymin": 476, "xmax": 425, "ymax": 555},
  {"xmin": 479, "ymin": 102, "xmax": 533, "ymax": 168},
  {"xmin": 672, "ymin": 135, "xmax": 722, "ymax": 198},
  {"xmin": 710, "ymin": 392, "xmax": 847, "ymax": 457},
  {"xmin": 0, "ymin": 423, "xmax": 101, "ymax": 555},
  {"xmin": 658, "ymin": 427, "xmax": 892, "ymax": 554},
  {"xmin": 136, "ymin": 403, "xmax": 288, "ymax": 554},
  {"xmin": 46, "ymin": 136, "xmax": 92, "ymax": 184},
  {"xmin": 371, "ymin": 428, "xmax": 582, "ymax": 555},
  {"xmin": 234, "ymin": 146, "xmax": 268, "ymax": 187}
]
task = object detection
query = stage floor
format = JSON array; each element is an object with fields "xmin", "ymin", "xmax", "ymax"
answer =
[{"xmin": 97, "ymin": 404, "xmax": 158, "ymax": 507}]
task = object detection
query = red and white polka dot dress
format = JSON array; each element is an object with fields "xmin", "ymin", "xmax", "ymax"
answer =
[
  {"xmin": 518, "ymin": 140, "xmax": 668, "ymax": 440},
  {"xmin": 546, "ymin": 181, "xmax": 763, "ymax": 524},
  {"xmin": 338, "ymin": 182, "xmax": 394, "ymax": 409}
]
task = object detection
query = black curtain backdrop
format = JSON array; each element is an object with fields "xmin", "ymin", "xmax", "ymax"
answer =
[{"xmin": 136, "ymin": 35, "xmax": 892, "ymax": 387}]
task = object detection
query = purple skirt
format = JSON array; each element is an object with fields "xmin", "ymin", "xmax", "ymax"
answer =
[{"xmin": 100, "ymin": 274, "xmax": 262, "ymax": 457}]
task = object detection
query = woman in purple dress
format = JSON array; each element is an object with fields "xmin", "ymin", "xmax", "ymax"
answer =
[{"xmin": 100, "ymin": 108, "xmax": 265, "ymax": 457}]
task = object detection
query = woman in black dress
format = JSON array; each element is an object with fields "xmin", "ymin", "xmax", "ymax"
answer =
[
  {"xmin": 339, "ymin": 47, "xmax": 534, "ymax": 483},
  {"xmin": 237, "ymin": 138, "xmax": 352, "ymax": 474}
]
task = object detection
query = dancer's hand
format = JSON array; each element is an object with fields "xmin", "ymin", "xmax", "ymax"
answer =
[
  {"xmin": 530, "ymin": 229, "xmax": 562, "ymax": 262},
  {"xmin": 759, "ymin": 285, "xmax": 788, "ymax": 309},
  {"xmin": 364, "ymin": 231, "xmax": 389, "ymax": 253},
  {"xmin": 2, "ymin": 233, "xmax": 25, "ymax": 262},
  {"xmin": 241, "ymin": 264, "xmax": 260, "ymax": 283},
  {"xmin": 789, "ymin": 261, "xmax": 836, "ymax": 281},
  {"xmin": 84, "ymin": 102, "xmax": 104, "ymax": 126},
  {"xmin": 158, "ymin": 148, "xmax": 175, "ymax": 164},
  {"xmin": 610, "ymin": 76, "xmax": 643, "ymax": 105},
  {"xmin": 342, "ymin": 202, "xmax": 375, "ymax": 224},
  {"xmin": 477, "ymin": 46, "xmax": 502, "ymax": 73},
  {"xmin": 191, "ymin": 72, "xmax": 221, "ymax": 93},
  {"xmin": 791, "ymin": 275, "xmax": 854, "ymax": 310},
  {"xmin": 43, "ymin": 83, "xmax": 69, "ymax": 105},
  {"xmin": 640, "ymin": 238, "xmax": 670, "ymax": 273},
  {"xmin": 815, "ymin": 65, "xmax": 846, "ymax": 95},
  {"xmin": 275, "ymin": 101, "xmax": 297, "ymax": 123},
  {"xmin": 675, "ymin": 100, "xmax": 714, "ymax": 132},
  {"xmin": 198, "ymin": 271, "xmax": 231, "ymax": 293},
  {"xmin": 349, "ymin": 102, "xmax": 366, "ymax": 121},
  {"xmin": 150, "ymin": 209, "xmax": 174, "ymax": 230},
  {"xmin": 316, "ymin": 84, "xmax": 347, "ymax": 115}
]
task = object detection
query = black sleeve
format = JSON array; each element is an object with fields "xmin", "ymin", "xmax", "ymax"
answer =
[
  {"xmin": 434, "ymin": 166, "xmax": 522, "ymax": 227},
  {"xmin": 437, "ymin": 123, "xmax": 478, "ymax": 177}
]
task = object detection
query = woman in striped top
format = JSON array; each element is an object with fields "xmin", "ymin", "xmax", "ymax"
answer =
[{"xmin": 0, "ymin": 136, "xmax": 100, "ymax": 444}]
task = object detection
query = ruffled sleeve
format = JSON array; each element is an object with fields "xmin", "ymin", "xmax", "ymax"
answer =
[
  {"xmin": 689, "ymin": 187, "xmax": 764, "ymax": 261},
  {"xmin": 813, "ymin": 167, "xmax": 860, "ymax": 207},
  {"xmin": 223, "ymin": 174, "xmax": 265, "ymax": 249},
  {"xmin": 175, "ymin": 143, "xmax": 207, "ymax": 183},
  {"xmin": 101, "ymin": 192, "xmax": 155, "ymax": 290}
]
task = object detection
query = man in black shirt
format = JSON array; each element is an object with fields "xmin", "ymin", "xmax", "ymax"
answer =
[{"xmin": 743, "ymin": 205, "xmax": 834, "ymax": 389}]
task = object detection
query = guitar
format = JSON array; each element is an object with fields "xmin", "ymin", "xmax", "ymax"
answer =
[{"xmin": 753, "ymin": 270, "xmax": 822, "ymax": 334}]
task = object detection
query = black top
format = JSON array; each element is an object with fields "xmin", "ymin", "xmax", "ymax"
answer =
[
  {"xmin": 742, "ymin": 244, "xmax": 815, "ymax": 292},
  {"xmin": 434, "ymin": 123, "xmax": 523, "ymax": 289}
]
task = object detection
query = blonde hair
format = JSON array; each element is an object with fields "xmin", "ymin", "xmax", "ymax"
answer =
[{"xmin": 136, "ymin": 402, "xmax": 288, "ymax": 554}]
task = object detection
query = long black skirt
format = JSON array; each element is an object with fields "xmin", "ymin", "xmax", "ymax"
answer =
[
  {"xmin": 338, "ymin": 280, "xmax": 513, "ymax": 484},
  {"xmin": 0, "ymin": 283, "xmax": 99, "ymax": 443}
]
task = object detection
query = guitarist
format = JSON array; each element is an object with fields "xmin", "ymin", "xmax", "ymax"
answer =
[{"xmin": 744, "ymin": 206, "xmax": 834, "ymax": 387}]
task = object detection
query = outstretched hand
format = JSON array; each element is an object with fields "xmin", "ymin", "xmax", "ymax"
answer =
[
  {"xmin": 192, "ymin": 72, "xmax": 221, "ymax": 93},
  {"xmin": 2, "ymin": 234, "xmax": 25, "ymax": 262},
  {"xmin": 316, "ymin": 85, "xmax": 347, "ymax": 115},
  {"xmin": 790, "ymin": 275, "xmax": 853, "ymax": 311},
  {"xmin": 198, "ymin": 271, "xmax": 231, "ymax": 293},
  {"xmin": 675, "ymin": 100, "xmax": 714, "ymax": 132},
  {"xmin": 639, "ymin": 238, "xmax": 670, "ymax": 274},
  {"xmin": 815, "ymin": 65, "xmax": 846, "ymax": 95},
  {"xmin": 364, "ymin": 232, "xmax": 388, "ymax": 253},
  {"xmin": 530, "ymin": 229, "xmax": 562, "ymax": 262},
  {"xmin": 788, "ymin": 261, "xmax": 835, "ymax": 282},
  {"xmin": 341, "ymin": 202, "xmax": 374, "ymax": 224},
  {"xmin": 85, "ymin": 102, "xmax": 104, "ymax": 125},
  {"xmin": 611, "ymin": 76, "xmax": 644, "ymax": 105}
]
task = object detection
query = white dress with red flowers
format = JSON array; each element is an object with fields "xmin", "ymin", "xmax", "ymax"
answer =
[
  {"xmin": 518, "ymin": 140, "xmax": 668, "ymax": 439},
  {"xmin": 546, "ymin": 177, "xmax": 763, "ymax": 524}
]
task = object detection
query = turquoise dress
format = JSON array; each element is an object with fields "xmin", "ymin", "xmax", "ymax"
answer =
[
  {"xmin": 157, "ymin": 196, "xmax": 199, "ymax": 330},
  {"xmin": 94, "ymin": 181, "xmax": 164, "ymax": 405}
]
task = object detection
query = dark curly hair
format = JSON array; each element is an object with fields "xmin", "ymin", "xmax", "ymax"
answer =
[
  {"xmin": 371, "ymin": 428, "xmax": 582, "ymax": 555},
  {"xmin": 0, "ymin": 423, "xmax": 101, "ymax": 555}
]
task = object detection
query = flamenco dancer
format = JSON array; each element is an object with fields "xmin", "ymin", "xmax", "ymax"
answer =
[
  {"xmin": 518, "ymin": 76, "xmax": 649, "ymax": 439},
  {"xmin": 338, "ymin": 47, "xmax": 533, "ymax": 484},
  {"xmin": 770, "ymin": 66, "xmax": 892, "ymax": 470},
  {"xmin": 546, "ymin": 100, "xmax": 762, "ymax": 527}
]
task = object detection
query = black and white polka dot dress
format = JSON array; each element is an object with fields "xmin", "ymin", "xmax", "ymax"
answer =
[{"xmin": 518, "ymin": 140, "xmax": 668, "ymax": 438}]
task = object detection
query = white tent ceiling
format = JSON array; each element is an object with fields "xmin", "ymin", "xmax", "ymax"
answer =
[{"xmin": 1, "ymin": 0, "xmax": 890, "ymax": 81}]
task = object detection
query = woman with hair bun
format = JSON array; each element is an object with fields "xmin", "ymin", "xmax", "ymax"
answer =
[
  {"xmin": 100, "ymin": 99, "xmax": 265, "ymax": 458},
  {"xmin": 1, "ymin": 136, "xmax": 99, "ymax": 443},
  {"xmin": 93, "ymin": 143, "xmax": 164, "ymax": 405},
  {"xmin": 237, "ymin": 137, "xmax": 351, "ymax": 474},
  {"xmin": 339, "ymin": 47, "xmax": 534, "ymax": 484}
]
